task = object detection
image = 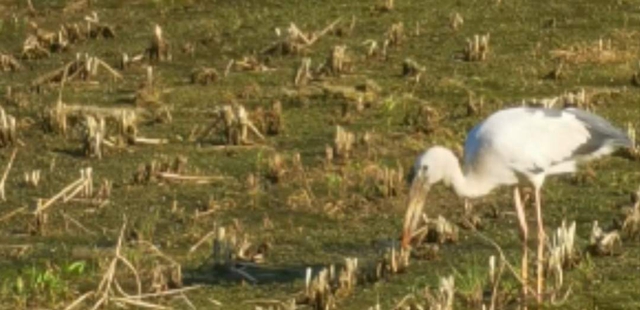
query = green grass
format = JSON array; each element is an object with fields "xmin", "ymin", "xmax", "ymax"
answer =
[{"xmin": 1, "ymin": 0, "xmax": 640, "ymax": 309}]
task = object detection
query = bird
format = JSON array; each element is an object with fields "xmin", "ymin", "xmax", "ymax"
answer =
[{"xmin": 403, "ymin": 106, "xmax": 631, "ymax": 302}]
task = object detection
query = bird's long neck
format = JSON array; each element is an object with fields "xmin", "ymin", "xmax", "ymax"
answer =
[{"xmin": 447, "ymin": 157, "xmax": 494, "ymax": 199}]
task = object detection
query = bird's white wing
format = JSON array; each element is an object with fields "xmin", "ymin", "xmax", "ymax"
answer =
[{"xmin": 469, "ymin": 108, "xmax": 593, "ymax": 176}]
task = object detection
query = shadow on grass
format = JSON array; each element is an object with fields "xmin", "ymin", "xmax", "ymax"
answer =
[
  {"xmin": 183, "ymin": 259, "xmax": 327, "ymax": 286},
  {"xmin": 52, "ymin": 147, "xmax": 88, "ymax": 159}
]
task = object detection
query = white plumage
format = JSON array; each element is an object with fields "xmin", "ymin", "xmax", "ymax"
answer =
[
  {"xmin": 412, "ymin": 107, "xmax": 629, "ymax": 197},
  {"xmin": 404, "ymin": 106, "xmax": 630, "ymax": 301}
]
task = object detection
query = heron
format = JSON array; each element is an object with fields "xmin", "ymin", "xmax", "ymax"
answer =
[{"xmin": 403, "ymin": 106, "xmax": 630, "ymax": 301}]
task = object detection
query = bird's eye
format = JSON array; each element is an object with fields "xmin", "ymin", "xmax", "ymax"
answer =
[{"xmin": 421, "ymin": 166, "xmax": 429, "ymax": 172}]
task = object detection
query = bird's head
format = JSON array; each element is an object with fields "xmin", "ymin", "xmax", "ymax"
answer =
[
  {"xmin": 408, "ymin": 146, "xmax": 457, "ymax": 187},
  {"xmin": 403, "ymin": 146, "xmax": 457, "ymax": 249}
]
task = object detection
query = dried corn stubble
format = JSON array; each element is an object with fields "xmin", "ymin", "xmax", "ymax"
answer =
[
  {"xmin": 294, "ymin": 57, "xmax": 313, "ymax": 87},
  {"xmin": 632, "ymin": 71, "xmax": 640, "ymax": 87},
  {"xmin": 263, "ymin": 245, "xmax": 415, "ymax": 309},
  {"xmin": 0, "ymin": 53, "xmax": 22, "ymax": 72},
  {"xmin": 624, "ymin": 123, "xmax": 640, "ymax": 160},
  {"xmin": 375, "ymin": 0, "xmax": 394, "ymax": 12},
  {"xmin": 266, "ymin": 153, "xmax": 286, "ymax": 184},
  {"xmin": 409, "ymin": 214, "xmax": 459, "ymax": 247},
  {"xmin": 72, "ymin": 222, "xmax": 194, "ymax": 310},
  {"xmin": 423, "ymin": 275, "xmax": 455, "ymax": 310},
  {"xmin": 336, "ymin": 258, "xmax": 358, "ymax": 296},
  {"xmin": 132, "ymin": 155, "xmax": 189, "ymax": 184},
  {"xmin": 402, "ymin": 58, "xmax": 425, "ymax": 83},
  {"xmin": 333, "ymin": 125, "xmax": 356, "ymax": 161},
  {"xmin": 150, "ymin": 261, "xmax": 183, "ymax": 293},
  {"xmin": 238, "ymin": 82, "xmax": 264, "ymax": 100},
  {"xmin": 262, "ymin": 23, "xmax": 309, "ymax": 56},
  {"xmin": 181, "ymin": 42, "xmax": 196, "ymax": 57},
  {"xmin": 621, "ymin": 186, "xmax": 640, "ymax": 239},
  {"xmin": 128, "ymin": 241, "xmax": 184, "ymax": 294},
  {"xmin": 331, "ymin": 15, "xmax": 356, "ymax": 38},
  {"xmin": 21, "ymin": 13, "xmax": 114, "ymax": 60},
  {"xmin": 234, "ymin": 56, "xmax": 274, "ymax": 72},
  {"xmin": 299, "ymin": 258, "xmax": 361, "ymax": 309},
  {"xmin": 61, "ymin": 22, "xmax": 85, "ymax": 45},
  {"xmin": 191, "ymin": 67, "xmax": 219, "ymax": 85},
  {"xmin": 24, "ymin": 170, "xmax": 41, "ymax": 188},
  {"xmin": 404, "ymin": 101, "xmax": 441, "ymax": 134},
  {"xmin": 555, "ymin": 221, "xmax": 578, "ymax": 264},
  {"xmin": 546, "ymin": 221, "xmax": 578, "ymax": 290},
  {"xmin": 362, "ymin": 39, "xmax": 380, "ymax": 59},
  {"xmin": 559, "ymin": 88, "xmax": 591, "ymax": 110},
  {"xmin": 551, "ymin": 38, "xmax": 633, "ymax": 64},
  {"xmin": 360, "ymin": 131, "xmax": 374, "ymax": 155},
  {"xmin": 95, "ymin": 179, "xmax": 112, "ymax": 201},
  {"xmin": 544, "ymin": 61, "xmax": 565, "ymax": 81},
  {"xmin": 428, "ymin": 215, "xmax": 459, "ymax": 244},
  {"xmin": 132, "ymin": 68, "xmax": 172, "ymax": 124},
  {"xmin": 386, "ymin": 22, "xmax": 404, "ymax": 47},
  {"xmin": 301, "ymin": 268, "xmax": 336, "ymax": 309},
  {"xmin": 459, "ymin": 198, "xmax": 485, "ymax": 231},
  {"xmin": 85, "ymin": 20, "xmax": 116, "ymax": 40},
  {"xmin": 46, "ymin": 100, "xmax": 141, "ymax": 144},
  {"xmin": 450, "ymin": 12, "xmax": 464, "ymax": 31},
  {"xmin": 29, "ymin": 210, "xmax": 48, "ymax": 235},
  {"xmin": 21, "ymin": 34, "xmax": 51, "ymax": 59},
  {"xmin": 466, "ymin": 92, "xmax": 484, "ymax": 117},
  {"xmin": 254, "ymin": 100, "xmax": 284, "ymax": 136},
  {"xmin": 211, "ymin": 226, "xmax": 269, "ymax": 268},
  {"xmin": 286, "ymin": 188, "xmax": 313, "ymax": 209},
  {"xmin": 324, "ymin": 144, "xmax": 334, "ymax": 166},
  {"xmin": 0, "ymin": 148, "xmax": 17, "ymax": 202},
  {"xmin": 360, "ymin": 163, "xmax": 405, "ymax": 198},
  {"xmin": 402, "ymin": 58, "xmax": 424, "ymax": 77},
  {"xmin": 463, "ymin": 33, "xmax": 490, "ymax": 62},
  {"xmin": 119, "ymin": 52, "xmax": 145, "ymax": 70},
  {"xmin": 82, "ymin": 115, "xmax": 106, "ymax": 159},
  {"xmin": 135, "ymin": 66, "xmax": 160, "ymax": 107},
  {"xmin": 3, "ymin": 86, "xmax": 29, "ymax": 108},
  {"xmin": 0, "ymin": 107, "xmax": 17, "ymax": 148},
  {"xmin": 319, "ymin": 45, "xmax": 352, "ymax": 77},
  {"xmin": 62, "ymin": 12, "xmax": 115, "ymax": 43},
  {"xmin": 32, "ymin": 167, "xmax": 101, "ymax": 226},
  {"xmin": 284, "ymin": 79, "xmax": 380, "ymax": 112},
  {"xmin": 199, "ymin": 104, "xmax": 265, "ymax": 145},
  {"xmin": 376, "ymin": 246, "xmax": 410, "ymax": 278},
  {"xmin": 261, "ymin": 19, "xmax": 342, "ymax": 56},
  {"xmin": 266, "ymin": 101, "xmax": 284, "ymax": 135},
  {"xmin": 322, "ymin": 82, "xmax": 380, "ymax": 118},
  {"xmin": 589, "ymin": 221, "xmax": 622, "ymax": 256},
  {"xmin": 356, "ymin": 79, "xmax": 381, "ymax": 97},
  {"xmin": 115, "ymin": 109, "xmax": 139, "ymax": 143},
  {"xmin": 147, "ymin": 24, "xmax": 171, "ymax": 62},
  {"xmin": 364, "ymin": 26, "xmax": 388, "ymax": 53},
  {"xmin": 32, "ymin": 53, "xmax": 122, "ymax": 89},
  {"xmin": 483, "ymin": 255, "xmax": 511, "ymax": 309},
  {"xmin": 522, "ymin": 88, "xmax": 618, "ymax": 112}
]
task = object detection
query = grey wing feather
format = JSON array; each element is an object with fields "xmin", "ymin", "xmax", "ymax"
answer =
[{"xmin": 566, "ymin": 108, "xmax": 631, "ymax": 156}]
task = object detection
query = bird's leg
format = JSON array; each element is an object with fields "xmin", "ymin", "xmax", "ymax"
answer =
[
  {"xmin": 513, "ymin": 187, "xmax": 529, "ymax": 306},
  {"xmin": 534, "ymin": 187, "xmax": 545, "ymax": 303}
]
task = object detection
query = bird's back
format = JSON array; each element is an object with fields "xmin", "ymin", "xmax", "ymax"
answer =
[{"xmin": 463, "ymin": 107, "xmax": 630, "ymax": 187}]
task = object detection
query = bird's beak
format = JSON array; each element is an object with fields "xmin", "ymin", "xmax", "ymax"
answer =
[{"xmin": 402, "ymin": 174, "xmax": 430, "ymax": 249}]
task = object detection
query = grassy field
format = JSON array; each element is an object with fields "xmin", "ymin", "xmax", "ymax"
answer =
[{"xmin": 1, "ymin": 0, "xmax": 640, "ymax": 309}]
